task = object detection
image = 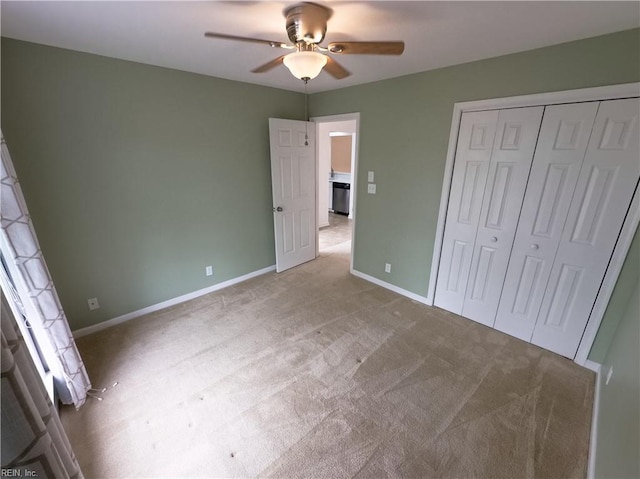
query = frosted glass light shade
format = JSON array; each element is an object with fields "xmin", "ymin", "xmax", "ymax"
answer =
[{"xmin": 283, "ymin": 51, "xmax": 328, "ymax": 80}]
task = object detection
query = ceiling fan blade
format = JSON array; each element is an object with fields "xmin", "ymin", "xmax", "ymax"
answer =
[
  {"xmin": 251, "ymin": 55, "xmax": 286, "ymax": 73},
  {"xmin": 205, "ymin": 32, "xmax": 291, "ymax": 49},
  {"xmin": 324, "ymin": 56, "xmax": 350, "ymax": 79},
  {"xmin": 327, "ymin": 41, "xmax": 405, "ymax": 55}
]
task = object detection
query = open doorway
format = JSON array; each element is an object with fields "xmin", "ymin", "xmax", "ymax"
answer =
[
  {"xmin": 311, "ymin": 113, "xmax": 359, "ymax": 269},
  {"xmin": 319, "ymin": 211, "xmax": 352, "ymax": 251}
]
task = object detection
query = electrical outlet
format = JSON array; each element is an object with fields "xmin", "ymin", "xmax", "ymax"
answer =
[
  {"xmin": 87, "ymin": 297, "xmax": 100, "ymax": 311},
  {"xmin": 385, "ymin": 263, "xmax": 391, "ymax": 273},
  {"xmin": 205, "ymin": 265, "xmax": 214, "ymax": 276},
  {"xmin": 367, "ymin": 171, "xmax": 375, "ymax": 183},
  {"xmin": 367, "ymin": 184, "xmax": 376, "ymax": 194}
]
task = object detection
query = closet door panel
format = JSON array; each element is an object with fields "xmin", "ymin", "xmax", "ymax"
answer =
[
  {"xmin": 435, "ymin": 110, "xmax": 499, "ymax": 314},
  {"xmin": 462, "ymin": 106, "xmax": 544, "ymax": 326},
  {"xmin": 532, "ymin": 98, "xmax": 640, "ymax": 358},
  {"xmin": 494, "ymin": 102, "xmax": 599, "ymax": 341}
]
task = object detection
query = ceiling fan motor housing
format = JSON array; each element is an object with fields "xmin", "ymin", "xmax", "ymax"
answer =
[{"xmin": 285, "ymin": 2, "xmax": 331, "ymax": 45}]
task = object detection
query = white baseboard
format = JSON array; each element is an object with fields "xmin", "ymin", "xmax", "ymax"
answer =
[
  {"xmin": 584, "ymin": 359, "xmax": 602, "ymax": 479},
  {"xmin": 351, "ymin": 269, "xmax": 432, "ymax": 305},
  {"xmin": 583, "ymin": 359, "xmax": 601, "ymax": 374},
  {"xmin": 73, "ymin": 265, "xmax": 276, "ymax": 338}
]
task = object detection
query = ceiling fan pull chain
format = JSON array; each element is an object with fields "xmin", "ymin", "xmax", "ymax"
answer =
[{"xmin": 304, "ymin": 78, "xmax": 309, "ymax": 146}]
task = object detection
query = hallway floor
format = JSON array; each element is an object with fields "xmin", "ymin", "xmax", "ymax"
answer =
[{"xmin": 319, "ymin": 212, "xmax": 352, "ymax": 252}]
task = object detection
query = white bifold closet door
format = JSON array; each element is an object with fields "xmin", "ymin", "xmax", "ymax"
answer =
[
  {"xmin": 494, "ymin": 102, "xmax": 600, "ymax": 341},
  {"xmin": 461, "ymin": 107, "xmax": 544, "ymax": 326},
  {"xmin": 435, "ymin": 97, "xmax": 639, "ymax": 359},
  {"xmin": 434, "ymin": 110, "xmax": 499, "ymax": 314},
  {"xmin": 530, "ymin": 98, "xmax": 640, "ymax": 357},
  {"xmin": 434, "ymin": 106, "xmax": 544, "ymax": 325}
]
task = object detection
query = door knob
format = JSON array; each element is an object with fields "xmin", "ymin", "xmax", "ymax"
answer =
[
  {"xmin": 531, "ymin": 244, "xmax": 539, "ymax": 250},
  {"xmin": 490, "ymin": 236, "xmax": 498, "ymax": 242},
  {"xmin": 273, "ymin": 206, "xmax": 283, "ymax": 212}
]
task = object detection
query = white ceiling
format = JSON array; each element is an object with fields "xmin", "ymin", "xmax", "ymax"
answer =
[{"xmin": 2, "ymin": 1, "xmax": 639, "ymax": 93}]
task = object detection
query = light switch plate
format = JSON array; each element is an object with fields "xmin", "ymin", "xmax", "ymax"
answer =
[
  {"xmin": 368, "ymin": 171, "xmax": 375, "ymax": 183},
  {"xmin": 367, "ymin": 184, "xmax": 376, "ymax": 194}
]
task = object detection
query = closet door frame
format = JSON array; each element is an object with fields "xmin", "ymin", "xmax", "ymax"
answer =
[{"xmin": 427, "ymin": 82, "xmax": 640, "ymax": 366}]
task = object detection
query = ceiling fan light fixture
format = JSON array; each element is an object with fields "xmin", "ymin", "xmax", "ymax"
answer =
[{"xmin": 283, "ymin": 51, "xmax": 328, "ymax": 80}]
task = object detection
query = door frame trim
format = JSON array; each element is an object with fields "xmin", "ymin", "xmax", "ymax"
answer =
[
  {"xmin": 310, "ymin": 112, "xmax": 360, "ymax": 274},
  {"xmin": 427, "ymin": 82, "xmax": 640, "ymax": 365}
]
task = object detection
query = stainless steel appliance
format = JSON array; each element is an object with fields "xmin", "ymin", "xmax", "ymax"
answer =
[{"xmin": 332, "ymin": 182, "xmax": 350, "ymax": 215}]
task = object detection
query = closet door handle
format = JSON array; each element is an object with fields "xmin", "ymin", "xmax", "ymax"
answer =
[
  {"xmin": 490, "ymin": 236, "xmax": 498, "ymax": 243},
  {"xmin": 531, "ymin": 244, "xmax": 539, "ymax": 250}
]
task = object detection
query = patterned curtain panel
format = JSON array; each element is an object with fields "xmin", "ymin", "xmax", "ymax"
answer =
[
  {"xmin": 1, "ymin": 135, "xmax": 91, "ymax": 407},
  {"xmin": 1, "ymin": 292, "xmax": 85, "ymax": 478}
]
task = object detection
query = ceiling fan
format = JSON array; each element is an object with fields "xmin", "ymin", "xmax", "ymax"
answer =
[{"xmin": 204, "ymin": 2, "xmax": 404, "ymax": 82}]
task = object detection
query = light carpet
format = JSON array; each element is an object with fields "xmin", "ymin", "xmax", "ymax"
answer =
[{"xmin": 61, "ymin": 227, "xmax": 594, "ymax": 478}]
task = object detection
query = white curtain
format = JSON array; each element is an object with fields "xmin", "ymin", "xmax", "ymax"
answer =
[
  {"xmin": 1, "ymin": 291, "xmax": 85, "ymax": 478},
  {"xmin": 1, "ymin": 134, "xmax": 91, "ymax": 407}
]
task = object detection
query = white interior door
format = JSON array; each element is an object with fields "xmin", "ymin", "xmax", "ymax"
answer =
[
  {"xmin": 269, "ymin": 118, "xmax": 316, "ymax": 273},
  {"xmin": 494, "ymin": 102, "xmax": 599, "ymax": 341},
  {"xmin": 434, "ymin": 110, "xmax": 499, "ymax": 314},
  {"xmin": 531, "ymin": 98, "xmax": 640, "ymax": 357},
  {"xmin": 462, "ymin": 106, "xmax": 544, "ymax": 326}
]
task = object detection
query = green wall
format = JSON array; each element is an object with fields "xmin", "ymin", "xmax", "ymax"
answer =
[
  {"xmin": 310, "ymin": 28, "xmax": 640, "ymax": 297},
  {"xmin": 591, "ymin": 223, "xmax": 639, "ymax": 477},
  {"xmin": 589, "ymin": 228, "xmax": 640, "ymax": 362},
  {"xmin": 595, "ymin": 282, "xmax": 639, "ymax": 478},
  {"xmin": 1, "ymin": 39, "xmax": 304, "ymax": 330}
]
